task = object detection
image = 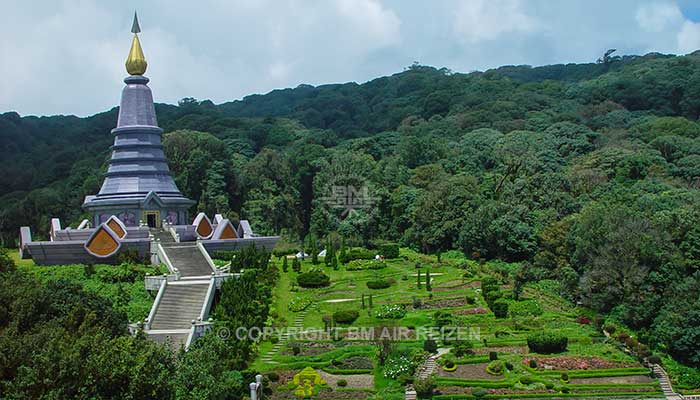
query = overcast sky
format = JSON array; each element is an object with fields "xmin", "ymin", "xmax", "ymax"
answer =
[{"xmin": 2, "ymin": 0, "xmax": 700, "ymax": 117}]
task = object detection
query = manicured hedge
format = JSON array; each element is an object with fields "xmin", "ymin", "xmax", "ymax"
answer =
[
  {"xmin": 297, "ymin": 271, "xmax": 331, "ymax": 288},
  {"xmin": 527, "ymin": 331, "xmax": 568, "ymax": 354},
  {"xmin": 333, "ymin": 310, "xmax": 359, "ymax": 324},
  {"xmin": 366, "ymin": 279, "xmax": 391, "ymax": 289},
  {"xmin": 347, "ymin": 247, "xmax": 375, "ymax": 261},
  {"xmin": 378, "ymin": 242, "xmax": 400, "ymax": 259}
]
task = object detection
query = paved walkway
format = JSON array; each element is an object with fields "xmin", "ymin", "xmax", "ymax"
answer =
[
  {"xmin": 653, "ymin": 364, "xmax": 684, "ymax": 400},
  {"xmin": 416, "ymin": 348, "xmax": 450, "ymax": 379}
]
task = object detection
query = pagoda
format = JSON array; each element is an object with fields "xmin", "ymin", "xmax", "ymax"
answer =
[{"xmin": 83, "ymin": 13, "xmax": 194, "ymax": 228}]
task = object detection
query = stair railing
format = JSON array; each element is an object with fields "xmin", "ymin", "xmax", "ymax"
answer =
[
  {"xmin": 144, "ymin": 279, "xmax": 167, "ymax": 331},
  {"xmin": 196, "ymin": 241, "xmax": 218, "ymax": 274}
]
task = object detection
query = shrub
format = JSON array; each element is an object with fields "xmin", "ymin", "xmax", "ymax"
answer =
[
  {"xmin": 398, "ymin": 374, "xmax": 414, "ymax": 385},
  {"xmin": 443, "ymin": 360, "xmax": 457, "ymax": 371},
  {"xmin": 486, "ymin": 360, "xmax": 505, "ymax": 375},
  {"xmin": 648, "ymin": 355, "xmax": 662, "ymax": 364},
  {"xmin": 576, "ymin": 316, "xmax": 591, "ymax": 325},
  {"xmin": 336, "ymin": 379, "xmax": 347, "ymax": 387},
  {"xmin": 625, "ymin": 337, "xmax": 639, "ymax": 348},
  {"xmin": 492, "ymin": 299, "xmax": 509, "ymax": 318},
  {"xmin": 545, "ymin": 382, "xmax": 554, "ymax": 390},
  {"xmin": 378, "ymin": 242, "xmax": 400, "ymax": 259},
  {"xmin": 561, "ymin": 387, "xmax": 570, "ymax": 394},
  {"xmin": 266, "ymin": 372, "xmax": 279, "ymax": 382},
  {"xmin": 451, "ymin": 341, "xmax": 474, "ymax": 357},
  {"xmin": 297, "ymin": 271, "xmax": 330, "ymax": 288},
  {"xmin": 292, "ymin": 345, "xmax": 301, "ymax": 355},
  {"xmin": 366, "ymin": 279, "xmax": 391, "ymax": 289},
  {"xmin": 413, "ymin": 377, "xmax": 436, "ymax": 398},
  {"xmin": 509, "ymin": 300, "xmax": 543, "ymax": 317},
  {"xmin": 505, "ymin": 361, "xmax": 514, "ymax": 371},
  {"xmin": 529, "ymin": 359, "xmax": 538, "ymax": 369},
  {"xmin": 527, "ymin": 332, "xmax": 568, "ymax": 354},
  {"xmin": 604, "ymin": 324, "xmax": 616, "ymax": 334},
  {"xmin": 616, "ymin": 332, "xmax": 630, "ymax": 343},
  {"xmin": 347, "ymin": 247, "xmax": 375, "ymax": 261},
  {"xmin": 472, "ymin": 387, "xmax": 488, "ymax": 399},
  {"xmin": 333, "ymin": 310, "xmax": 359, "ymax": 324},
  {"xmin": 423, "ymin": 339, "xmax": 438, "ymax": 353},
  {"xmin": 374, "ymin": 304, "xmax": 406, "ymax": 319},
  {"xmin": 520, "ymin": 376, "xmax": 535, "ymax": 385},
  {"xmin": 561, "ymin": 372, "xmax": 569, "ymax": 382},
  {"xmin": 489, "ymin": 351, "xmax": 498, "ymax": 361},
  {"xmin": 412, "ymin": 296, "xmax": 422, "ymax": 309}
]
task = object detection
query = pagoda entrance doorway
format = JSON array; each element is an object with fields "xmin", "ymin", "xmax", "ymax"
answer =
[{"xmin": 144, "ymin": 211, "xmax": 160, "ymax": 228}]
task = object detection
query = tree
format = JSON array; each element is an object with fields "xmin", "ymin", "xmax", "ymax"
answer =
[{"xmin": 425, "ymin": 270, "xmax": 432, "ymax": 292}]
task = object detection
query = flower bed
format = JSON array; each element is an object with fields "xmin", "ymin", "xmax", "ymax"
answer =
[
  {"xmin": 374, "ymin": 304, "xmax": 406, "ymax": 319},
  {"xmin": 523, "ymin": 356, "xmax": 639, "ymax": 370},
  {"xmin": 454, "ymin": 307, "xmax": 489, "ymax": 315},
  {"xmin": 288, "ymin": 296, "xmax": 313, "ymax": 312}
]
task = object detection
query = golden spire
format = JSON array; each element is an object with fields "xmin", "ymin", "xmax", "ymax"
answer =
[{"xmin": 125, "ymin": 12, "xmax": 147, "ymax": 75}]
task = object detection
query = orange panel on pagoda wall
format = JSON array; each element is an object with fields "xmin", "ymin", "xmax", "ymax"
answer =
[
  {"xmin": 85, "ymin": 226, "xmax": 120, "ymax": 257},
  {"xmin": 196, "ymin": 218, "xmax": 213, "ymax": 238},
  {"xmin": 220, "ymin": 223, "xmax": 237, "ymax": 239},
  {"xmin": 106, "ymin": 219, "xmax": 126, "ymax": 239}
]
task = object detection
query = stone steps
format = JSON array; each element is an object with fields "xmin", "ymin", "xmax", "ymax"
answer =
[
  {"xmin": 164, "ymin": 245, "xmax": 214, "ymax": 277},
  {"xmin": 149, "ymin": 283, "xmax": 209, "ymax": 330}
]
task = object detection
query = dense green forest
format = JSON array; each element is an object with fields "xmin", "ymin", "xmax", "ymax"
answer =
[{"xmin": 2, "ymin": 52, "xmax": 700, "ymax": 368}]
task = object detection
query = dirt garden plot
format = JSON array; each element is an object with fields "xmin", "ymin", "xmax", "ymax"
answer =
[
  {"xmin": 318, "ymin": 371, "xmax": 374, "ymax": 389},
  {"xmin": 523, "ymin": 356, "xmax": 640, "ymax": 370},
  {"xmin": 571, "ymin": 375, "xmax": 656, "ymax": 384},
  {"xmin": 437, "ymin": 362, "xmax": 504, "ymax": 380}
]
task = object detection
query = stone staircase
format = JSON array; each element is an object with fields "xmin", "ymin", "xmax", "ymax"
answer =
[
  {"xmin": 653, "ymin": 364, "xmax": 683, "ymax": 400},
  {"xmin": 149, "ymin": 282, "xmax": 210, "ymax": 329},
  {"xmin": 163, "ymin": 244, "xmax": 214, "ymax": 277},
  {"xmin": 416, "ymin": 348, "xmax": 449, "ymax": 379},
  {"xmin": 259, "ymin": 310, "xmax": 308, "ymax": 365},
  {"xmin": 137, "ymin": 236, "xmax": 220, "ymax": 349}
]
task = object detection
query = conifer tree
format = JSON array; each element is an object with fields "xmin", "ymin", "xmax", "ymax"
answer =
[
  {"xmin": 361, "ymin": 293, "xmax": 365, "ymax": 309},
  {"xmin": 426, "ymin": 270, "xmax": 432, "ymax": 292},
  {"xmin": 282, "ymin": 256, "xmax": 288, "ymax": 272},
  {"xmin": 417, "ymin": 269, "xmax": 422, "ymax": 289},
  {"xmin": 339, "ymin": 237, "xmax": 348, "ymax": 264},
  {"xmin": 369, "ymin": 294, "xmax": 373, "ymax": 308}
]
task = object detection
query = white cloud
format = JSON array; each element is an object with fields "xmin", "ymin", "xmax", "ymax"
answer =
[
  {"xmin": 678, "ymin": 20, "xmax": 700, "ymax": 54},
  {"xmin": 636, "ymin": 2, "xmax": 684, "ymax": 33},
  {"xmin": 452, "ymin": 0, "xmax": 540, "ymax": 43},
  {"xmin": 2, "ymin": 0, "xmax": 700, "ymax": 117}
]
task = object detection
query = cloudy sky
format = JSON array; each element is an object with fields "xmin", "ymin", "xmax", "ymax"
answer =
[{"xmin": 2, "ymin": 0, "xmax": 700, "ymax": 117}]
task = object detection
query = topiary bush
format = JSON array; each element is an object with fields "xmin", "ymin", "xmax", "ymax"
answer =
[
  {"xmin": 366, "ymin": 279, "xmax": 391, "ymax": 289},
  {"xmin": 336, "ymin": 379, "xmax": 347, "ymax": 387},
  {"xmin": 529, "ymin": 359, "xmax": 538, "ymax": 369},
  {"xmin": 527, "ymin": 332, "xmax": 568, "ymax": 354},
  {"xmin": 520, "ymin": 376, "xmax": 535, "ymax": 385},
  {"xmin": 491, "ymin": 299, "xmax": 509, "ymax": 318},
  {"xmin": 423, "ymin": 339, "xmax": 438, "ymax": 353},
  {"xmin": 297, "ymin": 271, "xmax": 330, "ymax": 288},
  {"xmin": 560, "ymin": 372, "xmax": 569, "ymax": 383},
  {"xmin": 443, "ymin": 360, "xmax": 457, "ymax": 372},
  {"xmin": 378, "ymin": 242, "xmax": 400, "ymax": 259},
  {"xmin": 472, "ymin": 387, "xmax": 488, "ymax": 399},
  {"xmin": 489, "ymin": 351, "xmax": 498, "ymax": 361},
  {"xmin": 333, "ymin": 310, "xmax": 359, "ymax": 324},
  {"xmin": 486, "ymin": 360, "xmax": 505, "ymax": 375}
]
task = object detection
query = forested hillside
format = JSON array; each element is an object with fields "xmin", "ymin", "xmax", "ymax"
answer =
[{"xmin": 2, "ymin": 52, "xmax": 700, "ymax": 367}]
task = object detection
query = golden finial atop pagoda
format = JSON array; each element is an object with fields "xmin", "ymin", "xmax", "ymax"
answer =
[{"xmin": 125, "ymin": 12, "xmax": 147, "ymax": 75}]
